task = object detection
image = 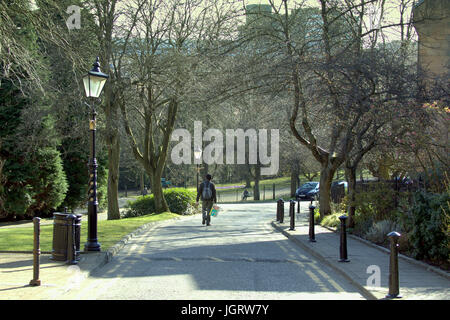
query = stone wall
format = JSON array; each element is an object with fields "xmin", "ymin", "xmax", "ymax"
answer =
[{"xmin": 413, "ymin": 0, "xmax": 450, "ymax": 77}]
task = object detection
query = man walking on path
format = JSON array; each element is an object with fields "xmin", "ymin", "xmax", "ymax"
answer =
[{"xmin": 196, "ymin": 174, "xmax": 217, "ymax": 226}]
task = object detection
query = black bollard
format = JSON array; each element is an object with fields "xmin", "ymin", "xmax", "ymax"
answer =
[
  {"xmin": 339, "ymin": 215, "xmax": 350, "ymax": 262},
  {"xmin": 297, "ymin": 199, "xmax": 300, "ymax": 214},
  {"xmin": 273, "ymin": 184, "xmax": 276, "ymax": 200},
  {"xmin": 386, "ymin": 231, "xmax": 402, "ymax": 299},
  {"xmin": 276, "ymin": 198, "xmax": 281, "ymax": 221},
  {"xmin": 280, "ymin": 199, "xmax": 285, "ymax": 223},
  {"xmin": 289, "ymin": 200, "xmax": 295, "ymax": 231},
  {"xmin": 276, "ymin": 200, "xmax": 279, "ymax": 221},
  {"xmin": 66, "ymin": 214, "xmax": 78, "ymax": 265},
  {"xmin": 309, "ymin": 205, "xmax": 316, "ymax": 242},
  {"xmin": 276, "ymin": 198, "xmax": 284, "ymax": 222},
  {"xmin": 30, "ymin": 217, "xmax": 41, "ymax": 286}
]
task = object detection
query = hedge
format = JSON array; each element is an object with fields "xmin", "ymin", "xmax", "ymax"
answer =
[{"xmin": 124, "ymin": 188, "xmax": 198, "ymax": 217}]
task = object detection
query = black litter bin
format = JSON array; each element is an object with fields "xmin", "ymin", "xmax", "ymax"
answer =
[{"xmin": 52, "ymin": 211, "xmax": 82, "ymax": 261}]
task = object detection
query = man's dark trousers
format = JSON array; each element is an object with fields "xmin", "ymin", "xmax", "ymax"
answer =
[{"xmin": 202, "ymin": 199, "xmax": 214, "ymax": 225}]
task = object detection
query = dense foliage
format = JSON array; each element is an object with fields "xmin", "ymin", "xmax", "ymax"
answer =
[
  {"xmin": 124, "ymin": 188, "xmax": 198, "ymax": 218},
  {"xmin": 0, "ymin": 1, "xmax": 104, "ymax": 221},
  {"xmin": 26, "ymin": 147, "xmax": 68, "ymax": 217},
  {"xmin": 407, "ymin": 191, "xmax": 449, "ymax": 264},
  {"xmin": 321, "ymin": 184, "xmax": 449, "ymax": 267}
]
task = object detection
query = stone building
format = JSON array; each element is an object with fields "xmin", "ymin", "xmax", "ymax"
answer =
[{"xmin": 412, "ymin": 0, "xmax": 450, "ymax": 78}]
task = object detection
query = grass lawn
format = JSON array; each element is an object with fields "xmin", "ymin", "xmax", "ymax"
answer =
[{"xmin": 0, "ymin": 211, "xmax": 179, "ymax": 253}]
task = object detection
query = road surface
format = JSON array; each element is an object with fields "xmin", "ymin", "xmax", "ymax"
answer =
[{"xmin": 58, "ymin": 202, "xmax": 365, "ymax": 300}]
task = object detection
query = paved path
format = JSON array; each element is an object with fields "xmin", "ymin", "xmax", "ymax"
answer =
[
  {"xmin": 272, "ymin": 203, "xmax": 450, "ymax": 300},
  {"xmin": 56, "ymin": 203, "xmax": 365, "ymax": 300},
  {"xmin": 1, "ymin": 201, "xmax": 448, "ymax": 300}
]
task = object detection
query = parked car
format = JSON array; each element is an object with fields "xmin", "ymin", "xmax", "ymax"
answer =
[
  {"xmin": 295, "ymin": 182, "xmax": 319, "ymax": 201},
  {"xmin": 393, "ymin": 176, "xmax": 412, "ymax": 184}
]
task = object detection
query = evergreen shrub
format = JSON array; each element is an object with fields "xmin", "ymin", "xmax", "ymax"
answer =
[{"xmin": 124, "ymin": 188, "xmax": 198, "ymax": 217}]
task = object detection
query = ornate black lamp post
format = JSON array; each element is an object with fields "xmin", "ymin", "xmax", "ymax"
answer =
[{"xmin": 82, "ymin": 57, "xmax": 108, "ymax": 252}]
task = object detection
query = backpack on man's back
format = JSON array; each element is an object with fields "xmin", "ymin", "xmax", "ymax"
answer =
[{"xmin": 202, "ymin": 181, "xmax": 213, "ymax": 200}]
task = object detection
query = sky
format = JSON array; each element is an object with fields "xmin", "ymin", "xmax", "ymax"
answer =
[
  {"xmin": 244, "ymin": 0, "xmax": 417, "ymax": 42},
  {"xmin": 27, "ymin": 0, "xmax": 417, "ymax": 43}
]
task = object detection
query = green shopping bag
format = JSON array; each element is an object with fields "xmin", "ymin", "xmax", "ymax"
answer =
[{"xmin": 210, "ymin": 205, "xmax": 220, "ymax": 217}]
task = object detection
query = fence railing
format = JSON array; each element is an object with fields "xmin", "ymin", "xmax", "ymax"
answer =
[
  {"xmin": 118, "ymin": 182, "xmax": 292, "ymax": 203},
  {"xmin": 216, "ymin": 183, "xmax": 291, "ymax": 202},
  {"xmin": 119, "ymin": 179, "xmax": 421, "ymax": 204},
  {"xmin": 331, "ymin": 179, "xmax": 422, "ymax": 204}
]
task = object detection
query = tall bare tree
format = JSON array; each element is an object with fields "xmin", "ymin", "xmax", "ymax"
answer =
[{"xmin": 119, "ymin": 0, "xmax": 240, "ymax": 213}]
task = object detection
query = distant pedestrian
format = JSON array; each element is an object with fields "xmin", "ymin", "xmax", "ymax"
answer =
[
  {"xmin": 242, "ymin": 189, "xmax": 249, "ymax": 201},
  {"xmin": 196, "ymin": 174, "xmax": 217, "ymax": 226}
]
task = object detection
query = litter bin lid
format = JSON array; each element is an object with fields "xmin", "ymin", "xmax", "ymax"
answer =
[{"xmin": 53, "ymin": 212, "xmax": 83, "ymax": 218}]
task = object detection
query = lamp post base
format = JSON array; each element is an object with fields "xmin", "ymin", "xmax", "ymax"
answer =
[
  {"xmin": 29, "ymin": 279, "xmax": 41, "ymax": 286},
  {"xmin": 84, "ymin": 241, "xmax": 101, "ymax": 252},
  {"xmin": 385, "ymin": 294, "xmax": 402, "ymax": 299}
]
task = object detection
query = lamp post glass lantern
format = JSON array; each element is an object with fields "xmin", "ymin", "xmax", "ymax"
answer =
[
  {"xmin": 194, "ymin": 147, "xmax": 202, "ymax": 192},
  {"xmin": 83, "ymin": 57, "xmax": 108, "ymax": 98},
  {"xmin": 83, "ymin": 57, "xmax": 108, "ymax": 252}
]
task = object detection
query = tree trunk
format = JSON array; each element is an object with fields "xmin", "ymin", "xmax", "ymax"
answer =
[
  {"xmin": 107, "ymin": 134, "xmax": 120, "ymax": 220},
  {"xmin": 140, "ymin": 170, "xmax": 145, "ymax": 195},
  {"xmin": 346, "ymin": 166, "xmax": 357, "ymax": 228},
  {"xmin": 95, "ymin": 1, "xmax": 121, "ymax": 221},
  {"xmin": 290, "ymin": 163, "xmax": 299, "ymax": 197},
  {"xmin": 245, "ymin": 175, "xmax": 251, "ymax": 188},
  {"xmin": 105, "ymin": 94, "xmax": 121, "ymax": 221},
  {"xmin": 378, "ymin": 156, "xmax": 391, "ymax": 180},
  {"xmin": 150, "ymin": 171, "xmax": 169, "ymax": 213},
  {"xmin": 244, "ymin": 164, "xmax": 252, "ymax": 188},
  {"xmin": 253, "ymin": 164, "xmax": 261, "ymax": 200},
  {"xmin": 319, "ymin": 165, "xmax": 335, "ymax": 219}
]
